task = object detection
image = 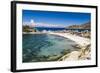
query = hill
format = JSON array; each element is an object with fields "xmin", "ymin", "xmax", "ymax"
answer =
[{"xmin": 66, "ymin": 22, "xmax": 91, "ymax": 29}]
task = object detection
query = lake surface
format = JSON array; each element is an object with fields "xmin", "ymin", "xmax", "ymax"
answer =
[{"xmin": 23, "ymin": 34, "xmax": 77, "ymax": 62}]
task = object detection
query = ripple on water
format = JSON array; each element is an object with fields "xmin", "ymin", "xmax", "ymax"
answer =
[{"xmin": 23, "ymin": 34, "xmax": 77, "ymax": 62}]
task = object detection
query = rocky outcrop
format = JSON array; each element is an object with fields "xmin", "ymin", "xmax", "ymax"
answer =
[
  {"xmin": 66, "ymin": 22, "xmax": 91, "ymax": 29},
  {"xmin": 58, "ymin": 44, "xmax": 91, "ymax": 61}
]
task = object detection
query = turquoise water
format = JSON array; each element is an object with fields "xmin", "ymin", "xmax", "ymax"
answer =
[
  {"xmin": 23, "ymin": 34, "xmax": 77, "ymax": 62},
  {"xmin": 35, "ymin": 27, "xmax": 90, "ymax": 32}
]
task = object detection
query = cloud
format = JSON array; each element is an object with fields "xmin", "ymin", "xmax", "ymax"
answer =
[
  {"xmin": 30, "ymin": 19, "xmax": 35, "ymax": 24},
  {"xmin": 23, "ymin": 19, "xmax": 66, "ymax": 28},
  {"xmin": 32, "ymin": 23, "xmax": 66, "ymax": 28}
]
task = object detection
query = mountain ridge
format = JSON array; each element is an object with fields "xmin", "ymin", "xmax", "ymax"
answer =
[{"xmin": 66, "ymin": 22, "xmax": 91, "ymax": 29}]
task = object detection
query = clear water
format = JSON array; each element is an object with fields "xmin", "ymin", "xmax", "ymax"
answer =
[
  {"xmin": 23, "ymin": 34, "xmax": 77, "ymax": 62},
  {"xmin": 35, "ymin": 27, "xmax": 90, "ymax": 32}
]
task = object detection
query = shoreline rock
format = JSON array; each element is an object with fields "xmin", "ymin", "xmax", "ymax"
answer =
[{"xmin": 58, "ymin": 44, "xmax": 91, "ymax": 61}]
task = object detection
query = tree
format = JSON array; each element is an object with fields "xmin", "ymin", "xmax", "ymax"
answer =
[{"xmin": 23, "ymin": 25, "xmax": 30, "ymax": 32}]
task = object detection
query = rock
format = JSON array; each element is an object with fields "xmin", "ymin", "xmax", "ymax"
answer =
[
  {"xmin": 58, "ymin": 44, "xmax": 91, "ymax": 61},
  {"xmin": 63, "ymin": 51, "xmax": 80, "ymax": 61}
]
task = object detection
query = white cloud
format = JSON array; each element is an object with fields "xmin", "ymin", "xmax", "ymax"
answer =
[
  {"xmin": 33, "ymin": 23, "xmax": 66, "ymax": 28},
  {"xmin": 23, "ymin": 19, "xmax": 67, "ymax": 28},
  {"xmin": 30, "ymin": 19, "xmax": 35, "ymax": 24}
]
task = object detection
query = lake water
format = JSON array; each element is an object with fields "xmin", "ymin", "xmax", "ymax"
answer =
[{"xmin": 23, "ymin": 34, "xmax": 77, "ymax": 62}]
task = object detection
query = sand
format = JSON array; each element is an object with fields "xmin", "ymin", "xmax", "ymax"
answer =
[
  {"xmin": 49, "ymin": 32, "xmax": 90, "ymax": 46},
  {"xmin": 48, "ymin": 32, "xmax": 91, "ymax": 61}
]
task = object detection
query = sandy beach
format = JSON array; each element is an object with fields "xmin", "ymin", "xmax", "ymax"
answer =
[
  {"xmin": 23, "ymin": 32, "xmax": 90, "ymax": 46},
  {"xmin": 48, "ymin": 32, "xmax": 91, "ymax": 61},
  {"xmin": 49, "ymin": 32, "xmax": 90, "ymax": 46},
  {"xmin": 23, "ymin": 32, "xmax": 91, "ymax": 61}
]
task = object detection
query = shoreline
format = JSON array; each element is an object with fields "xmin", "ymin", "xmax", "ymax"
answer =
[
  {"xmin": 49, "ymin": 32, "xmax": 90, "ymax": 46},
  {"xmin": 58, "ymin": 44, "xmax": 91, "ymax": 61},
  {"xmin": 23, "ymin": 32, "xmax": 91, "ymax": 61},
  {"xmin": 23, "ymin": 32, "xmax": 90, "ymax": 46},
  {"xmin": 47, "ymin": 32, "xmax": 91, "ymax": 61},
  {"xmin": 23, "ymin": 32, "xmax": 47, "ymax": 34}
]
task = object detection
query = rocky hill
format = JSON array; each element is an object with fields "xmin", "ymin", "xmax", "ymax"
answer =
[{"xmin": 67, "ymin": 22, "xmax": 91, "ymax": 29}]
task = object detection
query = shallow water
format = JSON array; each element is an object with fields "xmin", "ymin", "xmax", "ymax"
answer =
[{"xmin": 23, "ymin": 34, "xmax": 77, "ymax": 62}]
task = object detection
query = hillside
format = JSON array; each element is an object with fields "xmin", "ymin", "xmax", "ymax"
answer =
[{"xmin": 66, "ymin": 22, "xmax": 91, "ymax": 29}]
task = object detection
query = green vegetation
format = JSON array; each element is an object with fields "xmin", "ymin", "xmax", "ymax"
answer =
[
  {"xmin": 23, "ymin": 25, "xmax": 31, "ymax": 32},
  {"xmin": 23, "ymin": 25, "xmax": 37, "ymax": 32}
]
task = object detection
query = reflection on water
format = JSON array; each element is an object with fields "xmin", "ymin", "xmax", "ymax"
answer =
[{"xmin": 23, "ymin": 34, "xmax": 77, "ymax": 62}]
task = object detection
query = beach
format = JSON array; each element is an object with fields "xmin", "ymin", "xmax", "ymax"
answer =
[
  {"xmin": 49, "ymin": 32, "xmax": 90, "ymax": 46},
  {"xmin": 23, "ymin": 32, "xmax": 90, "ymax": 46},
  {"xmin": 23, "ymin": 32, "xmax": 91, "ymax": 61},
  {"xmin": 22, "ymin": 9, "xmax": 91, "ymax": 62},
  {"xmin": 48, "ymin": 32, "xmax": 91, "ymax": 61}
]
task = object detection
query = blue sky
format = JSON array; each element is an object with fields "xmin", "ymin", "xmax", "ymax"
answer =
[{"xmin": 22, "ymin": 10, "xmax": 91, "ymax": 27}]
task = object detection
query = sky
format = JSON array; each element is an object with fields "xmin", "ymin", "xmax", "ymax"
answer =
[{"xmin": 22, "ymin": 10, "xmax": 91, "ymax": 28}]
